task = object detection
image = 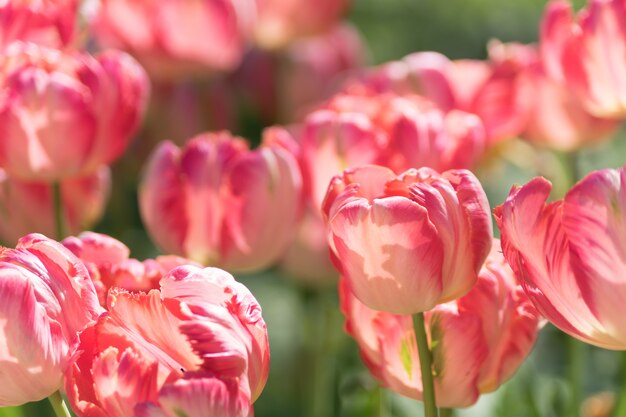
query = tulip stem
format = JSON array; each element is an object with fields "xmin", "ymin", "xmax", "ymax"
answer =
[
  {"xmin": 413, "ymin": 312, "xmax": 438, "ymax": 417},
  {"xmin": 610, "ymin": 350, "xmax": 626, "ymax": 417},
  {"xmin": 567, "ymin": 336, "xmax": 584, "ymax": 417},
  {"xmin": 439, "ymin": 408, "xmax": 454, "ymax": 417},
  {"xmin": 52, "ymin": 182, "xmax": 65, "ymax": 240},
  {"xmin": 47, "ymin": 391, "xmax": 71, "ymax": 417}
]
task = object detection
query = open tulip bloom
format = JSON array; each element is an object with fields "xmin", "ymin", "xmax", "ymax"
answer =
[
  {"xmin": 323, "ymin": 164, "xmax": 493, "ymax": 316},
  {"xmin": 496, "ymin": 165, "xmax": 626, "ymax": 350}
]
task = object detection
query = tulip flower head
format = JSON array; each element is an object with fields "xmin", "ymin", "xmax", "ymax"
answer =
[
  {"xmin": 0, "ymin": 233, "xmax": 102, "ymax": 406},
  {"xmin": 540, "ymin": 0, "xmax": 626, "ymax": 118},
  {"xmin": 62, "ymin": 232, "xmax": 198, "ymax": 306},
  {"xmin": 340, "ymin": 240, "xmax": 540, "ymax": 407},
  {"xmin": 92, "ymin": 0, "xmax": 256, "ymax": 80},
  {"xmin": 323, "ymin": 164, "xmax": 492, "ymax": 315},
  {"xmin": 496, "ymin": 165, "xmax": 626, "ymax": 349},
  {"xmin": 65, "ymin": 265, "xmax": 269, "ymax": 417},
  {"xmin": 0, "ymin": 42, "xmax": 149, "ymax": 181},
  {"xmin": 0, "ymin": 0, "xmax": 78, "ymax": 50},
  {"xmin": 139, "ymin": 131, "xmax": 303, "ymax": 272}
]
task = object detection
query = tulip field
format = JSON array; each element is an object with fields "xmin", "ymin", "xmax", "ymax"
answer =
[{"xmin": 3, "ymin": 0, "xmax": 626, "ymax": 416}]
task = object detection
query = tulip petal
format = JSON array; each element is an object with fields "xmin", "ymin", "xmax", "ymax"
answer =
[{"xmin": 330, "ymin": 196, "xmax": 444, "ymax": 314}]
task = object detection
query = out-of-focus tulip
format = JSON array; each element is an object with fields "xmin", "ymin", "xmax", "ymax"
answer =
[
  {"xmin": 340, "ymin": 240, "xmax": 540, "ymax": 407},
  {"xmin": 0, "ymin": 0, "xmax": 78, "ymax": 49},
  {"xmin": 235, "ymin": 23, "xmax": 367, "ymax": 123},
  {"xmin": 323, "ymin": 165, "xmax": 492, "ymax": 315},
  {"xmin": 92, "ymin": 0, "xmax": 256, "ymax": 80},
  {"xmin": 0, "ymin": 42, "xmax": 149, "ymax": 181},
  {"xmin": 65, "ymin": 265, "xmax": 269, "ymax": 416},
  {"xmin": 495, "ymin": 166, "xmax": 626, "ymax": 349},
  {"xmin": 0, "ymin": 233, "xmax": 102, "ymax": 406},
  {"xmin": 139, "ymin": 130, "xmax": 303, "ymax": 272},
  {"xmin": 541, "ymin": 0, "xmax": 626, "ymax": 118},
  {"xmin": 62, "ymin": 232, "xmax": 198, "ymax": 306},
  {"xmin": 303, "ymin": 92, "xmax": 486, "ymax": 209},
  {"xmin": 0, "ymin": 166, "xmax": 110, "ymax": 245},
  {"xmin": 282, "ymin": 23, "xmax": 366, "ymax": 119},
  {"xmin": 353, "ymin": 45, "xmax": 534, "ymax": 145},
  {"xmin": 521, "ymin": 62, "xmax": 619, "ymax": 151},
  {"xmin": 253, "ymin": 0, "xmax": 350, "ymax": 50}
]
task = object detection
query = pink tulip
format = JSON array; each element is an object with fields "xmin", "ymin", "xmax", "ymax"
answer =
[
  {"xmin": 521, "ymin": 62, "xmax": 619, "ymax": 151},
  {"xmin": 352, "ymin": 47, "xmax": 534, "ymax": 145},
  {"xmin": 253, "ymin": 0, "xmax": 351, "ymax": 50},
  {"xmin": 323, "ymin": 165, "xmax": 492, "ymax": 315},
  {"xmin": 339, "ymin": 240, "xmax": 540, "ymax": 407},
  {"xmin": 0, "ymin": 233, "xmax": 102, "ymax": 406},
  {"xmin": 92, "ymin": 0, "xmax": 256, "ymax": 80},
  {"xmin": 496, "ymin": 166, "xmax": 626, "ymax": 349},
  {"xmin": 139, "ymin": 130, "xmax": 303, "ymax": 272},
  {"xmin": 0, "ymin": 42, "xmax": 149, "ymax": 181},
  {"xmin": 0, "ymin": 166, "xmax": 110, "ymax": 245},
  {"xmin": 541, "ymin": 0, "xmax": 626, "ymax": 118},
  {"xmin": 302, "ymin": 91, "xmax": 486, "ymax": 209},
  {"xmin": 0, "ymin": 0, "xmax": 78, "ymax": 49},
  {"xmin": 65, "ymin": 265, "xmax": 269, "ymax": 416},
  {"xmin": 62, "ymin": 232, "xmax": 198, "ymax": 306}
]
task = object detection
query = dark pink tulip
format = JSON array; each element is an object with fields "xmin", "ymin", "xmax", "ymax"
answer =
[
  {"xmin": 92, "ymin": 0, "xmax": 255, "ymax": 79},
  {"xmin": 340, "ymin": 240, "xmax": 540, "ymax": 407},
  {"xmin": 496, "ymin": 166, "xmax": 626, "ymax": 349},
  {"xmin": 253, "ymin": 0, "xmax": 351, "ymax": 49},
  {"xmin": 0, "ymin": 234, "xmax": 102, "ymax": 406},
  {"xmin": 0, "ymin": 42, "xmax": 149, "ymax": 181},
  {"xmin": 62, "ymin": 232, "xmax": 198, "ymax": 306},
  {"xmin": 0, "ymin": 0, "xmax": 78, "ymax": 49},
  {"xmin": 65, "ymin": 265, "xmax": 269, "ymax": 417},
  {"xmin": 541, "ymin": 0, "xmax": 626, "ymax": 117},
  {"xmin": 0, "ymin": 166, "xmax": 110, "ymax": 245},
  {"xmin": 139, "ymin": 131, "xmax": 303, "ymax": 272},
  {"xmin": 323, "ymin": 165, "xmax": 492, "ymax": 315}
]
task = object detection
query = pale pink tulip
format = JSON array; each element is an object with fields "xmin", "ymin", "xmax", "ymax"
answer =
[
  {"xmin": 92, "ymin": 0, "xmax": 256, "ymax": 80},
  {"xmin": 254, "ymin": 0, "xmax": 350, "ymax": 50},
  {"xmin": 0, "ymin": 166, "xmax": 110, "ymax": 245},
  {"xmin": 0, "ymin": 233, "xmax": 102, "ymax": 406},
  {"xmin": 340, "ymin": 240, "xmax": 540, "ymax": 407},
  {"xmin": 65, "ymin": 265, "xmax": 269, "ymax": 417},
  {"xmin": 62, "ymin": 232, "xmax": 198, "ymax": 306},
  {"xmin": 0, "ymin": 0, "xmax": 77, "ymax": 49},
  {"xmin": 0, "ymin": 42, "xmax": 149, "ymax": 181},
  {"xmin": 139, "ymin": 131, "xmax": 303, "ymax": 272},
  {"xmin": 541, "ymin": 0, "xmax": 626, "ymax": 118},
  {"xmin": 496, "ymin": 166, "xmax": 626, "ymax": 349},
  {"xmin": 323, "ymin": 165, "xmax": 492, "ymax": 314}
]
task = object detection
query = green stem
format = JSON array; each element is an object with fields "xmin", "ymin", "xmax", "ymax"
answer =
[
  {"xmin": 52, "ymin": 182, "xmax": 65, "ymax": 240},
  {"xmin": 567, "ymin": 336, "xmax": 584, "ymax": 417},
  {"xmin": 305, "ymin": 289, "xmax": 337, "ymax": 417},
  {"xmin": 47, "ymin": 391, "xmax": 71, "ymax": 417},
  {"xmin": 413, "ymin": 312, "xmax": 438, "ymax": 417},
  {"xmin": 610, "ymin": 350, "xmax": 626, "ymax": 417},
  {"xmin": 376, "ymin": 385, "xmax": 389, "ymax": 417},
  {"xmin": 563, "ymin": 151, "xmax": 581, "ymax": 185},
  {"xmin": 439, "ymin": 408, "xmax": 454, "ymax": 417}
]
